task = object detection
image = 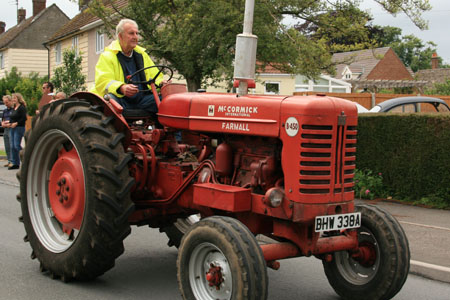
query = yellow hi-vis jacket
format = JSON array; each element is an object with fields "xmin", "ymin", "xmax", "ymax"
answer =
[{"xmin": 91, "ymin": 40, "xmax": 163, "ymax": 98}]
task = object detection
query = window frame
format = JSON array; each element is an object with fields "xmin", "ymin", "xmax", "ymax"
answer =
[
  {"xmin": 95, "ymin": 30, "xmax": 104, "ymax": 54},
  {"xmin": 264, "ymin": 81, "xmax": 280, "ymax": 95},
  {"xmin": 55, "ymin": 42, "xmax": 62, "ymax": 65},
  {"xmin": 72, "ymin": 35, "xmax": 79, "ymax": 57}
]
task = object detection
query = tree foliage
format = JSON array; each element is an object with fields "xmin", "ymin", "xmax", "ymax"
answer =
[
  {"xmin": 0, "ymin": 67, "xmax": 47, "ymax": 116},
  {"xmin": 87, "ymin": 0, "xmax": 431, "ymax": 91},
  {"xmin": 52, "ymin": 49, "xmax": 86, "ymax": 96},
  {"xmin": 425, "ymin": 79, "xmax": 450, "ymax": 95}
]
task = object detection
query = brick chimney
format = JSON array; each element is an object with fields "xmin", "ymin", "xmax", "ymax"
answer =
[
  {"xmin": 431, "ymin": 52, "xmax": 439, "ymax": 69},
  {"xmin": 18, "ymin": 8, "xmax": 26, "ymax": 24},
  {"xmin": 0, "ymin": 22, "xmax": 5, "ymax": 34},
  {"xmin": 33, "ymin": 0, "xmax": 46, "ymax": 17}
]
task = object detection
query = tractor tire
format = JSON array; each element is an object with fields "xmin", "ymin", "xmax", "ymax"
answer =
[
  {"xmin": 177, "ymin": 216, "xmax": 268, "ymax": 300},
  {"xmin": 323, "ymin": 204, "xmax": 410, "ymax": 300},
  {"xmin": 19, "ymin": 99, "xmax": 135, "ymax": 281},
  {"xmin": 161, "ymin": 214, "xmax": 200, "ymax": 248}
]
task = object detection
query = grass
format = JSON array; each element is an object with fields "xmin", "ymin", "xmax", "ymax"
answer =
[{"xmin": 0, "ymin": 150, "xmax": 5, "ymax": 156}]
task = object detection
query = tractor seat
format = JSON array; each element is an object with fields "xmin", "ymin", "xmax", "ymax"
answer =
[
  {"xmin": 122, "ymin": 108, "xmax": 162, "ymax": 128},
  {"xmin": 122, "ymin": 108, "xmax": 155, "ymax": 119}
]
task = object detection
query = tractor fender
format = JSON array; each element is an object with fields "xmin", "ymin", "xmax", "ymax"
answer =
[{"xmin": 71, "ymin": 91, "xmax": 132, "ymax": 147}]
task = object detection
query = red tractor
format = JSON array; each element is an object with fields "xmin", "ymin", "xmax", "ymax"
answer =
[
  {"xmin": 18, "ymin": 2, "xmax": 409, "ymax": 299},
  {"xmin": 19, "ymin": 76, "xmax": 409, "ymax": 299}
]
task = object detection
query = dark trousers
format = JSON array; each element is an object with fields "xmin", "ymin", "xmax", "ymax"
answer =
[
  {"xmin": 109, "ymin": 93, "xmax": 158, "ymax": 113},
  {"xmin": 3, "ymin": 128, "xmax": 12, "ymax": 163}
]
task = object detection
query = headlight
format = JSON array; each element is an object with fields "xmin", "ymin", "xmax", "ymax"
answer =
[{"xmin": 265, "ymin": 188, "xmax": 284, "ymax": 208}]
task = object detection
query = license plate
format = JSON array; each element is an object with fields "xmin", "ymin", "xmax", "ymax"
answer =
[{"xmin": 315, "ymin": 212, "xmax": 361, "ymax": 232}]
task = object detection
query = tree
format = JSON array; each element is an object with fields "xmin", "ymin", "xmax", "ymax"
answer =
[
  {"xmin": 389, "ymin": 34, "xmax": 437, "ymax": 72},
  {"xmin": 0, "ymin": 67, "xmax": 22, "ymax": 96},
  {"xmin": 88, "ymin": 0, "xmax": 431, "ymax": 91},
  {"xmin": 15, "ymin": 72, "xmax": 45, "ymax": 116},
  {"xmin": 52, "ymin": 49, "xmax": 86, "ymax": 96},
  {"xmin": 425, "ymin": 79, "xmax": 450, "ymax": 95}
]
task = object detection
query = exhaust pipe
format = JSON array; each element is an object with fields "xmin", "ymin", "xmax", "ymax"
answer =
[{"xmin": 233, "ymin": 0, "xmax": 258, "ymax": 96}]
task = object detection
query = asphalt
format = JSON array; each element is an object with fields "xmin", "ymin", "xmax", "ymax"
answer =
[{"xmin": 0, "ymin": 136, "xmax": 449, "ymax": 284}]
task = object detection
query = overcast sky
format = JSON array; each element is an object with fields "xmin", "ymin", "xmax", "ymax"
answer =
[
  {"xmin": 360, "ymin": 0, "xmax": 450, "ymax": 64},
  {"xmin": 1, "ymin": 0, "xmax": 449, "ymax": 64}
]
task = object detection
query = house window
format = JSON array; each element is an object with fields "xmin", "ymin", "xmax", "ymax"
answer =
[
  {"xmin": 72, "ymin": 36, "xmax": 79, "ymax": 57},
  {"xmin": 345, "ymin": 73, "xmax": 352, "ymax": 79},
  {"xmin": 96, "ymin": 30, "xmax": 104, "ymax": 53},
  {"xmin": 55, "ymin": 43, "xmax": 62, "ymax": 65},
  {"xmin": 0, "ymin": 52, "xmax": 4, "ymax": 69},
  {"xmin": 265, "ymin": 82, "xmax": 280, "ymax": 95}
]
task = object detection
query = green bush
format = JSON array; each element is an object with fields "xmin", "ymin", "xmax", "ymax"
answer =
[
  {"xmin": 354, "ymin": 169, "xmax": 387, "ymax": 200},
  {"xmin": 0, "ymin": 67, "xmax": 47, "ymax": 116},
  {"xmin": 356, "ymin": 114, "xmax": 450, "ymax": 208}
]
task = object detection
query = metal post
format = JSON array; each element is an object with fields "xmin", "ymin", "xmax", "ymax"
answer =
[
  {"xmin": 371, "ymin": 92, "xmax": 376, "ymax": 109},
  {"xmin": 243, "ymin": 0, "xmax": 255, "ymax": 34}
]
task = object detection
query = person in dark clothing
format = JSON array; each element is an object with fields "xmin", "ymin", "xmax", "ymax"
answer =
[
  {"xmin": 8, "ymin": 93, "xmax": 27, "ymax": 170},
  {"xmin": 1, "ymin": 95, "xmax": 14, "ymax": 167}
]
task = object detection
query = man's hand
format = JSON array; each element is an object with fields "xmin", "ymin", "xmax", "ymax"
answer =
[{"xmin": 119, "ymin": 84, "xmax": 139, "ymax": 97}]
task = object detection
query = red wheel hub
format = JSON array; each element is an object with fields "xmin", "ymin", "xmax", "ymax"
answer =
[
  {"xmin": 205, "ymin": 264, "xmax": 224, "ymax": 290},
  {"xmin": 48, "ymin": 147, "xmax": 85, "ymax": 234},
  {"xmin": 352, "ymin": 241, "xmax": 377, "ymax": 267}
]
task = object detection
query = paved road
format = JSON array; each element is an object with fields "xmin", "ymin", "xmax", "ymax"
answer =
[{"xmin": 1, "ymin": 183, "xmax": 450, "ymax": 299}]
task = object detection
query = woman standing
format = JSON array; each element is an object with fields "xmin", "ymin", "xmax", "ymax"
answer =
[{"xmin": 8, "ymin": 93, "xmax": 27, "ymax": 170}]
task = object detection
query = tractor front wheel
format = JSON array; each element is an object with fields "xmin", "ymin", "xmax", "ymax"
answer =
[
  {"xmin": 177, "ymin": 216, "xmax": 268, "ymax": 300},
  {"xmin": 323, "ymin": 204, "xmax": 410, "ymax": 300},
  {"xmin": 19, "ymin": 99, "xmax": 135, "ymax": 281}
]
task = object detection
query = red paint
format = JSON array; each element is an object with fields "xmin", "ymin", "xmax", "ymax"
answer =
[
  {"xmin": 48, "ymin": 147, "xmax": 85, "ymax": 232},
  {"xmin": 260, "ymin": 243, "xmax": 300, "ymax": 261},
  {"xmin": 205, "ymin": 264, "xmax": 224, "ymax": 289}
]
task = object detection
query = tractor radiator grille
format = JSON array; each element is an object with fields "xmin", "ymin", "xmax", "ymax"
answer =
[{"xmin": 299, "ymin": 123, "xmax": 356, "ymax": 196}]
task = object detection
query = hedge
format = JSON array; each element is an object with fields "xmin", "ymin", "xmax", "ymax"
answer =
[{"xmin": 356, "ymin": 114, "xmax": 450, "ymax": 204}]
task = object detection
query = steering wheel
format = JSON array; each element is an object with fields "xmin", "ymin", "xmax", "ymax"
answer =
[{"xmin": 127, "ymin": 65, "xmax": 174, "ymax": 92}]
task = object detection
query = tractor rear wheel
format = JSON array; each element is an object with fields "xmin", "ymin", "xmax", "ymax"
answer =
[
  {"xmin": 177, "ymin": 216, "xmax": 268, "ymax": 300},
  {"xmin": 323, "ymin": 204, "xmax": 410, "ymax": 300},
  {"xmin": 19, "ymin": 99, "xmax": 135, "ymax": 281}
]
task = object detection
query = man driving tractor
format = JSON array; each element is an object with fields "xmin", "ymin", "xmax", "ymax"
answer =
[{"xmin": 92, "ymin": 19, "xmax": 166, "ymax": 113}]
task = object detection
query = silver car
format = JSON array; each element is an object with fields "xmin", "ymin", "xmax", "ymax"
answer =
[{"xmin": 369, "ymin": 96, "xmax": 450, "ymax": 113}]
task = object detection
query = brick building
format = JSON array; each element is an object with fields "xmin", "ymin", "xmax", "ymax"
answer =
[
  {"xmin": 332, "ymin": 47, "xmax": 421, "ymax": 91},
  {"xmin": 415, "ymin": 53, "xmax": 450, "ymax": 90},
  {"xmin": 0, "ymin": 0, "xmax": 69, "ymax": 78}
]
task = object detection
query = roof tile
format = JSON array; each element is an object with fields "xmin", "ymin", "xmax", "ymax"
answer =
[
  {"xmin": 47, "ymin": 0, "xmax": 128, "ymax": 43},
  {"xmin": 332, "ymin": 47, "xmax": 390, "ymax": 80}
]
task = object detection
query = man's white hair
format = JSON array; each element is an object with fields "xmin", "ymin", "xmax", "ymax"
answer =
[{"xmin": 116, "ymin": 19, "xmax": 138, "ymax": 38}]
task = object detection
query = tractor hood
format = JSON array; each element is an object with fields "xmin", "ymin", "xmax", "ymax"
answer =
[{"xmin": 158, "ymin": 92, "xmax": 357, "ymax": 137}]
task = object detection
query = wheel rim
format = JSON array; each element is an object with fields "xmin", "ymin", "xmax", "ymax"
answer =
[
  {"xmin": 27, "ymin": 129, "xmax": 86, "ymax": 253},
  {"xmin": 189, "ymin": 242, "xmax": 232, "ymax": 300},
  {"xmin": 334, "ymin": 226, "xmax": 380, "ymax": 285}
]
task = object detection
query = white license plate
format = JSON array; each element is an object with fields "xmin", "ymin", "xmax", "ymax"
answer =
[{"xmin": 315, "ymin": 212, "xmax": 361, "ymax": 232}]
